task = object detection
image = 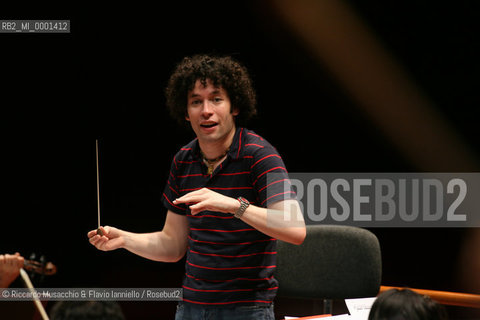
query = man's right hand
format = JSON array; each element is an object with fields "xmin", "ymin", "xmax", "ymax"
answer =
[
  {"xmin": 88, "ymin": 226, "xmax": 125, "ymax": 251},
  {"xmin": 86, "ymin": 212, "xmax": 189, "ymax": 262}
]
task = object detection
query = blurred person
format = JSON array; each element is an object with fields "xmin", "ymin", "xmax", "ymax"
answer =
[
  {"xmin": 368, "ymin": 288, "xmax": 448, "ymax": 320},
  {"xmin": 49, "ymin": 301, "xmax": 125, "ymax": 320}
]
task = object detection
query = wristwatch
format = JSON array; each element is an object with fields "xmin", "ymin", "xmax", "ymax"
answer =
[{"xmin": 234, "ymin": 197, "xmax": 250, "ymax": 218}]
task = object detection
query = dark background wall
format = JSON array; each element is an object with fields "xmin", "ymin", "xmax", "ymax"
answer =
[{"xmin": 1, "ymin": 1, "xmax": 479, "ymax": 319}]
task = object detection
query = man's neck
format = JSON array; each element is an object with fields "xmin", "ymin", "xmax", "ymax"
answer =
[{"xmin": 198, "ymin": 127, "xmax": 236, "ymax": 160}]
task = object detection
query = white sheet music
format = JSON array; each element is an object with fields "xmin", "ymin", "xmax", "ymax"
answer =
[
  {"xmin": 284, "ymin": 297, "xmax": 376, "ymax": 320},
  {"xmin": 284, "ymin": 315, "xmax": 351, "ymax": 319},
  {"xmin": 344, "ymin": 297, "xmax": 376, "ymax": 320}
]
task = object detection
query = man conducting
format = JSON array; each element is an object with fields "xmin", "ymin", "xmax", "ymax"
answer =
[{"xmin": 88, "ymin": 54, "xmax": 306, "ymax": 320}]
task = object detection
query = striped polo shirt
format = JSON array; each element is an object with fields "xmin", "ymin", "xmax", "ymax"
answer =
[{"xmin": 162, "ymin": 127, "xmax": 296, "ymax": 306}]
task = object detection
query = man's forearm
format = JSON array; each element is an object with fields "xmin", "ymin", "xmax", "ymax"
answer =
[
  {"xmin": 121, "ymin": 231, "xmax": 186, "ymax": 263},
  {"xmin": 237, "ymin": 200, "xmax": 306, "ymax": 245},
  {"xmin": 173, "ymin": 189, "xmax": 306, "ymax": 245}
]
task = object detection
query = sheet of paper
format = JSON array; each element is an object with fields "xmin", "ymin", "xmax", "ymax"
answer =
[
  {"xmin": 344, "ymin": 297, "xmax": 376, "ymax": 320},
  {"xmin": 284, "ymin": 314, "xmax": 351, "ymax": 319}
]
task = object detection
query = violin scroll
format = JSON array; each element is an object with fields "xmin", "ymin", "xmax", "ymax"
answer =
[{"xmin": 23, "ymin": 259, "xmax": 57, "ymax": 276}]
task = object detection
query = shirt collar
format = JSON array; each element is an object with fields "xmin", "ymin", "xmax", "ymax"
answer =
[
  {"xmin": 191, "ymin": 127, "xmax": 245, "ymax": 161},
  {"xmin": 227, "ymin": 127, "xmax": 245, "ymax": 160}
]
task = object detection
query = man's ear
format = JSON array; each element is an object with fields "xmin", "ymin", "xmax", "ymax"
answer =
[{"xmin": 232, "ymin": 107, "xmax": 239, "ymax": 116}]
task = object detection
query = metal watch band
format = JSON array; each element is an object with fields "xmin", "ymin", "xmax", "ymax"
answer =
[{"xmin": 234, "ymin": 197, "xmax": 250, "ymax": 218}]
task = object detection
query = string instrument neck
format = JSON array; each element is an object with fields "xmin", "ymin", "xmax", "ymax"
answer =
[{"xmin": 23, "ymin": 260, "xmax": 57, "ymax": 276}]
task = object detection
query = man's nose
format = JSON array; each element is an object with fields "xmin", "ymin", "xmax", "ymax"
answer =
[{"xmin": 201, "ymin": 101, "xmax": 213, "ymax": 116}]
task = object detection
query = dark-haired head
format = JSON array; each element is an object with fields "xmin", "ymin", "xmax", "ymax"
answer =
[
  {"xmin": 49, "ymin": 301, "xmax": 125, "ymax": 320},
  {"xmin": 368, "ymin": 289, "xmax": 448, "ymax": 320},
  {"xmin": 165, "ymin": 54, "xmax": 257, "ymax": 127}
]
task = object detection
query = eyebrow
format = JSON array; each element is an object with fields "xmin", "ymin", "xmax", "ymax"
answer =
[{"xmin": 189, "ymin": 89, "xmax": 222, "ymax": 98}]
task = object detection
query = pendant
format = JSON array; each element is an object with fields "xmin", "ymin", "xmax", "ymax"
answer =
[{"xmin": 207, "ymin": 164, "xmax": 214, "ymax": 175}]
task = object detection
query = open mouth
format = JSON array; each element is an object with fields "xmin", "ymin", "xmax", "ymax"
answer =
[{"xmin": 200, "ymin": 123, "xmax": 218, "ymax": 128}]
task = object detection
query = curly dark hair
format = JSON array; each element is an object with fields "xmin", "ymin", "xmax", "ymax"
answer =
[
  {"xmin": 368, "ymin": 289, "xmax": 448, "ymax": 320},
  {"xmin": 165, "ymin": 54, "xmax": 257, "ymax": 126}
]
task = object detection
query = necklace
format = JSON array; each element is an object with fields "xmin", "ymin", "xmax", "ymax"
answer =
[{"xmin": 201, "ymin": 148, "xmax": 230, "ymax": 175}]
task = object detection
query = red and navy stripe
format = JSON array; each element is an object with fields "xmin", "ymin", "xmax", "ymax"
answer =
[{"xmin": 162, "ymin": 127, "xmax": 295, "ymax": 306}]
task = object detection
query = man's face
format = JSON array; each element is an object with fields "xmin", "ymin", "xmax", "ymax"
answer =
[{"xmin": 186, "ymin": 79, "xmax": 238, "ymax": 144}]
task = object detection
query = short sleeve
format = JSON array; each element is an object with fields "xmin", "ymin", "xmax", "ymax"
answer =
[{"xmin": 251, "ymin": 146, "xmax": 297, "ymax": 207}]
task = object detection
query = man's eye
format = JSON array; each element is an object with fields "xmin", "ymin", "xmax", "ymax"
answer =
[
  {"xmin": 191, "ymin": 100, "xmax": 202, "ymax": 105},
  {"xmin": 213, "ymin": 97, "xmax": 223, "ymax": 103}
]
